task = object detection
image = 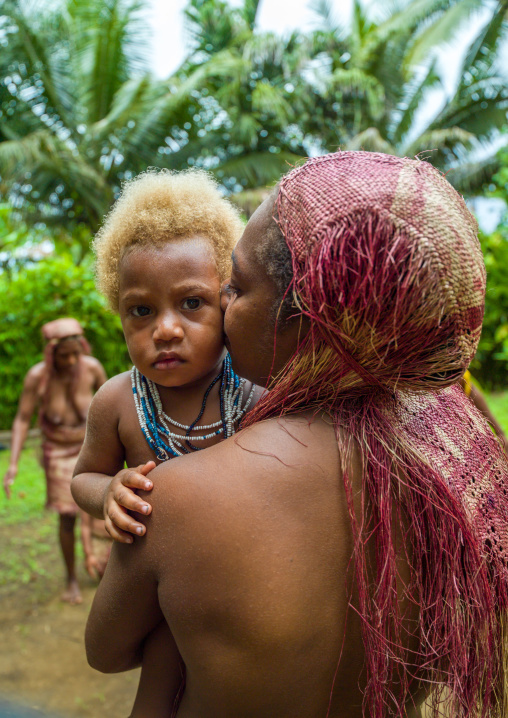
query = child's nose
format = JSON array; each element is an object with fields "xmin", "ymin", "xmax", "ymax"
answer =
[{"xmin": 153, "ymin": 312, "xmax": 184, "ymax": 342}]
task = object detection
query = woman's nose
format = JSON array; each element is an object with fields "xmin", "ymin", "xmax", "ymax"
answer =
[{"xmin": 153, "ymin": 312, "xmax": 184, "ymax": 342}]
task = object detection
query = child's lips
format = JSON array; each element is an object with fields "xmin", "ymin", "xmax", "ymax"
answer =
[{"xmin": 153, "ymin": 356, "xmax": 184, "ymax": 370}]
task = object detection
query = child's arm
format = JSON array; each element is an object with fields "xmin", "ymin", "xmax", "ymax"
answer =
[
  {"xmin": 80, "ymin": 510, "xmax": 100, "ymax": 579},
  {"xmin": 71, "ymin": 377, "xmax": 155, "ymax": 543},
  {"xmin": 130, "ymin": 621, "xmax": 184, "ymax": 718}
]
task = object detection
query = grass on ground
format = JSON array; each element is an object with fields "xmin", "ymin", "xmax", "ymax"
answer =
[
  {"xmin": 0, "ymin": 445, "xmax": 84, "ymax": 603},
  {"xmin": 0, "ymin": 391, "xmax": 506, "ymax": 598}
]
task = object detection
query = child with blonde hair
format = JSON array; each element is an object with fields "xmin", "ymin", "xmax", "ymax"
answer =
[{"xmin": 72, "ymin": 169, "xmax": 261, "ymax": 717}]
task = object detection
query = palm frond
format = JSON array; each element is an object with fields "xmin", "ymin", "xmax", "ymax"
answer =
[
  {"xmin": 445, "ymin": 152, "xmax": 501, "ymax": 194},
  {"xmin": 405, "ymin": 126, "xmax": 476, "ymax": 158},
  {"xmin": 67, "ymin": 0, "xmax": 150, "ymax": 123},
  {"xmin": 431, "ymin": 81, "xmax": 508, "ymax": 141},
  {"xmin": 90, "ymin": 75, "xmax": 153, "ymax": 139},
  {"xmin": 345, "ymin": 127, "xmax": 396, "ymax": 153},
  {"xmin": 461, "ymin": 0, "xmax": 508, "ymax": 72},
  {"xmin": 405, "ymin": 0, "xmax": 486, "ymax": 67},
  {"xmin": 307, "ymin": 0, "xmax": 344, "ymax": 35},
  {"xmin": 2, "ymin": 0, "xmax": 75, "ymax": 130},
  {"xmin": 242, "ymin": 0, "xmax": 261, "ymax": 30},
  {"xmin": 251, "ymin": 82, "xmax": 292, "ymax": 125},
  {"xmin": 213, "ymin": 151, "xmax": 304, "ymax": 189},
  {"xmin": 392, "ymin": 60, "xmax": 441, "ymax": 143},
  {"xmin": 327, "ymin": 68, "xmax": 386, "ymax": 119}
]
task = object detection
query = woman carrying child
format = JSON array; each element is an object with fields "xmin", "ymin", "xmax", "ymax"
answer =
[
  {"xmin": 72, "ymin": 170, "xmax": 262, "ymax": 714},
  {"xmin": 77, "ymin": 155, "xmax": 508, "ymax": 717}
]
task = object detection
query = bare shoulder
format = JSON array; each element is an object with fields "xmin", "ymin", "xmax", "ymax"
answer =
[
  {"xmin": 23, "ymin": 361, "xmax": 46, "ymax": 388},
  {"xmin": 87, "ymin": 371, "xmax": 131, "ymax": 418},
  {"xmin": 83, "ymin": 355, "xmax": 104, "ymax": 371},
  {"xmin": 82, "ymin": 355, "xmax": 107, "ymax": 385},
  {"xmin": 94, "ymin": 370, "xmax": 131, "ymax": 396},
  {"xmin": 141, "ymin": 413, "xmax": 341, "ymax": 543}
]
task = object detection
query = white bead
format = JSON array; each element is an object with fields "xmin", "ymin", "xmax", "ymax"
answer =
[{"xmin": 131, "ymin": 365, "xmax": 254, "ymax": 457}]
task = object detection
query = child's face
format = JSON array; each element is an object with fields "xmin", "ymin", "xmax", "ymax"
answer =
[{"xmin": 118, "ymin": 237, "xmax": 226, "ymax": 390}]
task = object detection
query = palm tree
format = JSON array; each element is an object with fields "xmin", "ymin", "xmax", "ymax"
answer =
[
  {"xmin": 0, "ymin": 0, "xmax": 216, "ymax": 245},
  {"xmin": 301, "ymin": 0, "xmax": 508, "ymax": 194},
  {"xmin": 173, "ymin": 0, "xmax": 308, "ymax": 190}
]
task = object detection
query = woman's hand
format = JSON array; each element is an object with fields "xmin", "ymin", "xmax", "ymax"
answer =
[
  {"xmin": 3, "ymin": 464, "xmax": 17, "ymax": 499},
  {"xmin": 85, "ymin": 553, "xmax": 101, "ymax": 579},
  {"xmin": 103, "ymin": 462, "xmax": 155, "ymax": 543}
]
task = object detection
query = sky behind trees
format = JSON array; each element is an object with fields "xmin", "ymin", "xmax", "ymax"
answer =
[
  {"xmin": 145, "ymin": 0, "xmax": 347, "ymax": 77},
  {"xmin": 146, "ymin": 0, "xmax": 489, "ymax": 90}
]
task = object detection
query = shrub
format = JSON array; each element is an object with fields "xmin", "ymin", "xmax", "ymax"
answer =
[
  {"xmin": 0, "ymin": 254, "xmax": 130, "ymax": 428},
  {"xmin": 470, "ymin": 227, "xmax": 508, "ymax": 389}
]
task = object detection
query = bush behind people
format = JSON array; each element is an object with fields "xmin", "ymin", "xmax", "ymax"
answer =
[{"xmin": 0, "ymin": 254, "xmax": 130, "ymax": 428}]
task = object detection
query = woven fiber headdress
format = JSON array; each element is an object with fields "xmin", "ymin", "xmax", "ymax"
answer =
[{"xmin": 244, "ymin": 152, "xmax": 508, "ymax": 717}]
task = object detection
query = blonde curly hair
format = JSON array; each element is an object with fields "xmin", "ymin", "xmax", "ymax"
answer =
[{"xmin": 93, "ymin": 169, "xmax": 244, "ymax": 310}]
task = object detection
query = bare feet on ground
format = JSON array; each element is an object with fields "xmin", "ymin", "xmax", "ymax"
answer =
[{"xmin": 61, "ymin": 578, "xmax": 82, "ymax": 605}]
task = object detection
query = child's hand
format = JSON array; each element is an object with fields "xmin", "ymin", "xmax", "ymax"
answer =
[{"xmin": 103, "ymin": 462, "xmax": 155, "ymax": 543}]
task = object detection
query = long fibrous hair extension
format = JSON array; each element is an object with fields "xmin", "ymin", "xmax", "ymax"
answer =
[{"xmin": 242, "ymin": 152, "xmax": 508, "ymax": 717}]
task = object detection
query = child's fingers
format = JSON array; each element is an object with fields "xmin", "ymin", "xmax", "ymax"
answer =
[
  {"xmin": 138, "ymin": 461, "xmax": 156, "ymax": 478},
  {"xmin": 121, "ymin": 467, "xmax": 154, "ymax": 492},
  {"xmin": 104, "ymin": 515, "xmax": 135, "ymax": 544},
  {"xmin": 114, "ymin": 484, "xmax": 152, "ymax": 516},
  {"xmin": 106, "ymin": 503, "xmax": 146, "ymax": 539}
]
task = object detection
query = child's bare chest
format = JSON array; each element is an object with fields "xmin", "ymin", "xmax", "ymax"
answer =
[{"xmin": 117, "ymin": 390, "xmax": 224, "ymax": 468}]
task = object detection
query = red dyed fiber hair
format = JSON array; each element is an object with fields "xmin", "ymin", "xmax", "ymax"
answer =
[{"xmin": 244, "ymin": 152, "xmax": 508, "ymax": 717}]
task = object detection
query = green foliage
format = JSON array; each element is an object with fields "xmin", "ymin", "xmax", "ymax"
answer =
[
  {"xmin": 303, "ymin": 0, "xmax": 508, "ymax": 194},
  {"xmin": 0, "ymin": 253, "xmax": 130, "ymax": 428},
  {"xmin": 0, "ymin": 445, "xmax": 47, "ymax": 525},
  {"xmin": 472, "ymin": 145, "xmax": 508, "ymax": 389},
  {"xmin": 0, "ymin": 446, "xmax": 80, "ymax": 604},
  {"xmin": 485, "ymin": 391, "xmax": 508, "ymax": 432},
  {"xmin": 471, "ymin": 228, "xmax": 508, "ymax": 389}
]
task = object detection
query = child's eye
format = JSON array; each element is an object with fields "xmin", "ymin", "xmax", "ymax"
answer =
[
  {"xmin": 182, "ymin": 297, "xmax": 203, "ymax": 311},
  {"xmin": 131, "ymin": 306, "xmax": 152, "ymax": 317}
]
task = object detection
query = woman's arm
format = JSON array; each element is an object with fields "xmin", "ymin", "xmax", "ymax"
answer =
[
  {"xmin": 80, "ymin": 510, "xmax": 101, "ymax": 579},
  {"xmin": 3, "ymin": 366, "xmax": 40, "ymax": 498},
  {"xmin": 85, "ymin": 504, "xmax": 181, "ymax": 677}
]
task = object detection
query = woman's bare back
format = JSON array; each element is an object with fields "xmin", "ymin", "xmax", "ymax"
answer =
[{"xmin": 139, "ymin": 414, "xmax": 424, "ymax": 717}]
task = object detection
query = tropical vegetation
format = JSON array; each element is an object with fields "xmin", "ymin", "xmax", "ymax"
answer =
[{"xmin": 0, "ymin": 0, "xmax": 507, "ymax": 424}]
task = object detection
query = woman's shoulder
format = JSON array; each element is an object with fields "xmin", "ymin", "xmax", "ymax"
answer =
[{"xmin": 148, "ymin": 411, "xmax": 340, "ymax": 500}]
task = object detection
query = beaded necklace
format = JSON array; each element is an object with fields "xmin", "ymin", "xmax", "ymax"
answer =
[{"xmin": 131, "ymin": 353, "xmax": 254, "ymax": 460}]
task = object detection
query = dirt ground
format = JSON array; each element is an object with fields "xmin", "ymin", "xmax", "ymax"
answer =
[{"xmin": 0, "ymin": 519, "xmax": 140, "ymax": 718}]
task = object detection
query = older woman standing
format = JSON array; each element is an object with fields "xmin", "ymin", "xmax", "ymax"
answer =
[
  {"xmin": 85, "ymin": 153, "xmax": 508, "ymax": 717},
  {"xmin": 3, "ymin": 318, "xmax": 107, "ymax": 604}
]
